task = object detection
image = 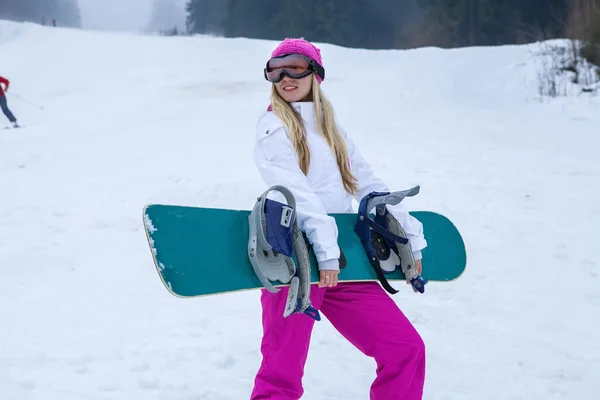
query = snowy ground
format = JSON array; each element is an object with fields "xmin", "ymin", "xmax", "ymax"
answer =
[{"xmin": 1, "ymin": 21, "xmax": 599, "ymax": 400}]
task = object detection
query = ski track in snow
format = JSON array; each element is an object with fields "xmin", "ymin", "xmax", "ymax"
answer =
[{"xmin": 1, "ymin": 21, "xmax": 599, "ymax": 399}]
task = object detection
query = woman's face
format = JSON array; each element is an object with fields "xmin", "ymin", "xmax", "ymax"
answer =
[{"xmin": 274, "ymin": 73, "xmax": 313, "ymax": 103}]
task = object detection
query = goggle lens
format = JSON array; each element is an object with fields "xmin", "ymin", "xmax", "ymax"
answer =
[{"xmin": 264, "ymin": 54, "xmax": 315, "ymax": 83}]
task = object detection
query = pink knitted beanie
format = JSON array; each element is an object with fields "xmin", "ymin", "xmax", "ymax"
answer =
[{"xmin": 270, "ymin": 38, "xmax": 324, "ymax": 83}]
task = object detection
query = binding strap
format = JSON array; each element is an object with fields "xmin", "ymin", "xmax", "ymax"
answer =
[
  {"xmin": 247, "ymin": 185, "xmax": 320, "ymax": 321},
  {"xmin": 354, "ymin": 186, "xmax": 421, "ymax": 295}
]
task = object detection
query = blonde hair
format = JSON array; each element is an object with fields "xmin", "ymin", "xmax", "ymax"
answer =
[{"xmin": 270, "ymin": 75, "xmax": 358, "ymax": 195}]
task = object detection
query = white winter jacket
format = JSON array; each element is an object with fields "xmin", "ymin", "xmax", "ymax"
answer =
[{"xmin": 253, "ymin": 101, "xmax": 427, "ymax": 271}]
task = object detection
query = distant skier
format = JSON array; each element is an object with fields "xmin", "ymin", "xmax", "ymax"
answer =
[{"xmin": 0, "ymin": 76, "xmax": 19, "ymax": 128}]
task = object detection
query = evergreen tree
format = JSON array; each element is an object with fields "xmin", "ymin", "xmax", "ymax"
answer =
[
  {"xmin": 147, "ymin": 0, "xmax": 185, "ymax": 34},
  {"xmin": 186, "ymin": 0, "xmax": 228, "ymax": 35},
  {"xmin": 0, "ymin": 0, "xmax": 81, "ymax": 28}
]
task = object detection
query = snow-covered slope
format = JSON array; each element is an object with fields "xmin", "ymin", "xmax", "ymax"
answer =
[{"xmin": 1, "ymin": 20, "xmax": 598, "ymax": 400}]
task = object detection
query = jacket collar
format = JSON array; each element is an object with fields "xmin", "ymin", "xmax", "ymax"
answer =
[{"xmin": 291, "ymin": 102, "xmax": 317, "ymax": 126}]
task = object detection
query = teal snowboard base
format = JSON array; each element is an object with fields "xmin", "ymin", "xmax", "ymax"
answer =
[{"xmin": 143, "ymin": 204, "xmax": 466, "ymax": 298}]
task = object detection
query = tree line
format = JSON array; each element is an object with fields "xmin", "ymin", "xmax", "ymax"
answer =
[
  {"xmin": 1, "ymin": 0, "xmax": 596, "ymax": 66},
  {"xmin": 185, "ymin": 0, "xmax": 599, "ymax": 62},
  {"xmin": 0, "ymin": 0, "xmax": 81, "ymax": 28}
]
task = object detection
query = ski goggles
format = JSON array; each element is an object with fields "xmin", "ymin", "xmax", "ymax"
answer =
[{"xmin": 264, "ymin": 54, "xmax": 325, "ymax": 83}]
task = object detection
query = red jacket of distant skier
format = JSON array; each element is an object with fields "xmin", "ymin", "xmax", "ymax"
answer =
[{"xmin": 0, "ymin": 76, "xmax": 9, "ymax": 96}]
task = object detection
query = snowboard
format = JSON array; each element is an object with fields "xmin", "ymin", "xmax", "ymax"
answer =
[{"xmin": 143, "ymin": 204, "xmax": 467, "ymax": 298}]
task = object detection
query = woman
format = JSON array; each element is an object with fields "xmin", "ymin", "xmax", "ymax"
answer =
[{"xmin": 251, "ymin": 38, "xmax": 427, "ymax": 400}]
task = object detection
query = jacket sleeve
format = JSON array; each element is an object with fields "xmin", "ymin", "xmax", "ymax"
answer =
[
  {"xmin": 253, "ymin": 114, "xmax": 340, "ymax": 271},
  {"xmin": 343, "ymin": 131, "xmax": 427, "ymax": 260},
  {"xmin": 0, "ymin": 77, "xmax": 8, "ymax": 91}
]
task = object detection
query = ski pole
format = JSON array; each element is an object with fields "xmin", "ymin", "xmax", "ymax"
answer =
[{"xmin": 10, "ymin": 92, "xmax": 44, "ymax": 110}]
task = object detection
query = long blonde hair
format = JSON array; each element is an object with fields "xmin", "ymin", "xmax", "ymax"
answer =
[{"xmin": 270, "ymin": 75, "xmax": 358, "ymax": 195}]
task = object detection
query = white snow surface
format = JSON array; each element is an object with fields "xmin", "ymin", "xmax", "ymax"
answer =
[{"xmin": 1, "ymin": 21, "xmax": 599, "ymax": 400}]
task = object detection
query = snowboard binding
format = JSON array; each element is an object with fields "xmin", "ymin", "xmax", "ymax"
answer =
[
  {"xmin": 354, "ymin": 186, "xmax": 428, "ymax": 295},
  {"xmin": 247, "ymin": 185, "xmax": 320, "ymax": 321}
]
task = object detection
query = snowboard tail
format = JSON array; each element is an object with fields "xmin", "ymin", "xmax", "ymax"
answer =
[{"xmin": 143, "ymin": 204, "xmax": 467, "ymax": 298}]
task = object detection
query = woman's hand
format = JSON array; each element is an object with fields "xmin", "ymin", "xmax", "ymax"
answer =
[
  {"xmin": 319, "ymin": 269, "xmax": 339, "ymax": 287},
  {"xmin": 416, "ymin": 259, "xmax": 422, "ymax": 275},
  {"xmin": 407, "ymin": 259, "xmax": 423, "ymax": 285}
]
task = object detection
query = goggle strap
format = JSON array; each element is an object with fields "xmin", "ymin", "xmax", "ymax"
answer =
[{"xmin": 313, "ymin": 62, "xmax": 325, "ymax": 81}]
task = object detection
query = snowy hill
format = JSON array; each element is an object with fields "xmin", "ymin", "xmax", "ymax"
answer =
[{"xmin": 1, "ymin": 20, "xmax": 599, "ymax": 400}]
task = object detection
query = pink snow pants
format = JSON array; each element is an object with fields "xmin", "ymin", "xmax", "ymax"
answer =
[{"xmin": 250, "ymin": 281, "xmax": 425, "ymax": 400}]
